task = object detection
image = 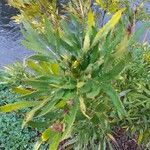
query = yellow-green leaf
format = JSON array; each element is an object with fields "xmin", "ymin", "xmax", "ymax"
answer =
[
  {"xmin": 39, "ymin": 61, "xmax": 52, "ymax": 75},
  {"xmin": 42, "ymin": 128, "xmax": 51, "ymax": 142},
  {"xmin": 79, "ymin": 96, "xmax": 91, "ymax": 119},
  {"xmin": 33, "ymin": 139, "xmax": 43, "ymax": 150},
  {"xmin": 83, "ymin": 9, "xmax": 95, "ymax": 52},
  {"xmin": 22, "ymin": 99, "xmax": 49, "ymax": 128},
  {"xmin": 88, "ymin": 9, "xmax": 95, "ymax": 27},
  {"xmin": 91, "ymin": 8, "xmax": 125, "ymax": 48},
  {"xmin": 0, "ymin": 101, "xmax": 41, "ymax": 112},
  {"xmin": 27, "ymin": 59, "xmax": 43, "ymax": 74},
  {"xmin": 49, "ymin": 133, "xmax": 61, "ymax": 150},
  {"xmin": 102, "ymin": 84, "xmax": 126, "ymax": 118},
  {"xmin": 113, "ymin": 34, "xmax": 129, "ymax": 58},
  {"xmin": 56, "ymin": 100, "xmax": 66, "ymax": 108},
  {"xmin": 51, "ymin": 63, "xmax": 59, "ymax": 75},
  {"xmin": 62, "ymin": 101, "xmax": 78, "ymax": 140},
  {"xmin": 96, "ymin": 0, "xmax": 120, "ymax": 13},
  {"xmin": 96, "ymin": 0, "xmax": 105, "ymax": 7},
  {"xmin": 107, "ymin": 133, "xmax": 118, "ymax": 145},
  {"xmin": 83, "ymin": 32, "xmax": 91, "ymax": 52},
  {"xmin": 77, "ymin": 82, "xmax": 85, "ymax": 88},
  {"xmin": 12, "ymin": 87, "xmax": 32, "ymax": 95},
  {"xmin": 138, "ymin": 130, "xmax": 143, "ymax": 144}
]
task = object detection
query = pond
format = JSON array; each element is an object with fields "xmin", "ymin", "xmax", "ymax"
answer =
[{"xmin": 0, "ymin": 1, "xmax": 32, "ymax": 68}]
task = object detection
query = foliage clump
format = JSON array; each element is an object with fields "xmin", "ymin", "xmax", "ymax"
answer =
[
  {"xmin": 0, "ymin": 0, "xmax": 150, "ymax": 149},
  {"xmin": 0, "ymin": 85, "xmax": 37, "ymax": 150}
]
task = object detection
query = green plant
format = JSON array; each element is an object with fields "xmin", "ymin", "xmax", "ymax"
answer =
[
  {"xmin": 113, "ymin": 42, "xmax": 150, "ymax": 147},
  {"xmin": 0, "ymin": 62, "xmax": 26, "ymax": 87},
  {"xmin": 8, "ymin": 0, "xmax": 65, "ymax": 31},
  {"xmin": 1, "ymin": 1, "xmax": 150, "ymax": 150},
  {"xmin": 0, "ymin": 86, "xmax": 38, "ymax": 150}
]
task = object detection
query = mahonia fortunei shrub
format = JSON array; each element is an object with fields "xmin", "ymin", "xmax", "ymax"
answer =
[{"xmin": 0, "ymin": 0, "xmax": 150, "ymax": 149}]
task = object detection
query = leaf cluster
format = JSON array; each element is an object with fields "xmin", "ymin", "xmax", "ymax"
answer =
[{"xmin": 0, "ymin": 1, "xmax": 150, "ymax": 149}]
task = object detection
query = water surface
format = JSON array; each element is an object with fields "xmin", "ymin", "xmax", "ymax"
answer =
[{"xmin": 0, "ymin": 1, "xmax": 32, "ymax": 68}]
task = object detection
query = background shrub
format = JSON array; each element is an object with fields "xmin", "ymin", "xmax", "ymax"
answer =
[{"xmin": 0, "ymin": 85, "xmax": 37, "ymax": 150}]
